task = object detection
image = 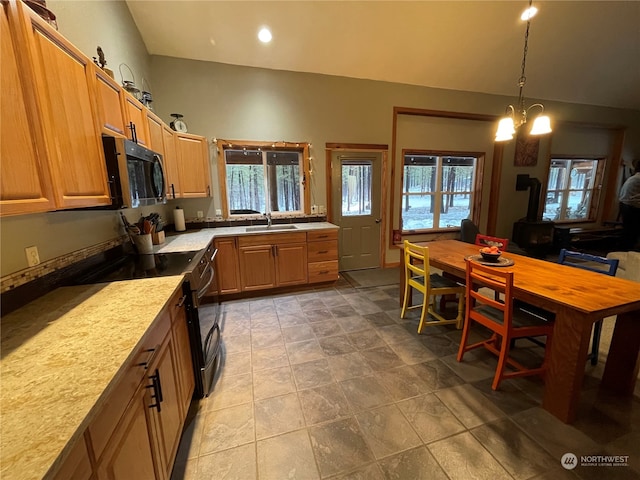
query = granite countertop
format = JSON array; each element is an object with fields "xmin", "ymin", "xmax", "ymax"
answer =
[
  {"xmin": 155, "ymin": 222, "xmax": 339, "ymax": 253},
  {"xmin": 0, "ymin": 276, "xmax": 184, "ymax": 480}
]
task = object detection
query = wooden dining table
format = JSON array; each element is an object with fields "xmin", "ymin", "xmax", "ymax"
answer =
[{"xmin": 401, "ymin": 239, "xmax": 640, "ymax": 424}]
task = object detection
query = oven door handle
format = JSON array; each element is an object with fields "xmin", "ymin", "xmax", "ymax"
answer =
[{"xmin": 196, "ymin": 263, "xmax": 214, "ymax": 300}]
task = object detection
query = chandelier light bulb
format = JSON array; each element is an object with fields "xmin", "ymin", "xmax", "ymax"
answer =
[
  {"xmin": 258, "ymin": 27, "xmax": 272, "ymax": 43},
  {"xmin": 495, "ymin": 117, "xmax": 516, "ymax": 141},
  {"xmin": 530, "ymin": 115, "xmax": 552, "ymax": 135}
]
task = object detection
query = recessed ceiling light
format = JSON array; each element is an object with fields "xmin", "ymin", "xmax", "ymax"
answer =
[
  {"xmin": 258, "ymin": 27, "xmax": 272, "ymax": 43},
  {"xmin": 521, "ymin": 6, "xmax": 538, "ymax": 21}
]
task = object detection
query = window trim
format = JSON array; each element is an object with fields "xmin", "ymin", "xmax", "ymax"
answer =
[
  {"xmin": 542, "ymin": 154, "xmax": 606, "ymax": 224},
  {"xmin": 216, "ymin": 139, "xmax": 311, "ymax": 219},
  {"xmin": 399, "ymin": 148, "xmax": 484, "ymax": 234}
]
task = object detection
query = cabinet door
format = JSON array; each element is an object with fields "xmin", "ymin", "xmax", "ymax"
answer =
[
  {"xmin": 162, "ymin": 125, "xmax": 182, "ymax": 199},
  {"xmin": 146, "ymin": 112, "xmax": 164, "ymax": 155},
  {"xmin": 94, "ymin": 66, "xmax": 126, "ymax": 136},
  {"xmin": 95, "ymin": 380, "xmax": 161, "ymax": 480},
  {"xmin": 51, "ymin": 435, "xmax": 92, "ymax": 480},
  {"xmin": 275, "ymin": 243, "xmax": 308, "ymax": 286},
  {"xmin": 0, "ymin": 2, "xmax": 55, "ymax": 216},
  {"xmin": 123, "ymin": 94, "xmax": 149, "ymax": 146},
  {"xmin": 239, "ymin": 245, "xmax": 276, "ymax": 291},
  {"xmin": 16, "ymin": 2, "xmax": 110, "ymax": 209},
  {"xmin": 213, "ymin": 238, "xmax": 241, "ymax": 294},
  {"xmin": 176, "ymin": 134, "xmax": 211, "ymax": 198},
  {"xmin": 169, "ymin": 291, "xmax": 194, "ymax": 419},
  {"xmin": 153, "ymin": 333, "xmax": 184, "ymax": 478}
]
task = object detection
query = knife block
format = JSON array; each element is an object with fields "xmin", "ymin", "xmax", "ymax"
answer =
[{"xmin": 152, "ymin": 231, "xmax": 165, "ymax": 245}]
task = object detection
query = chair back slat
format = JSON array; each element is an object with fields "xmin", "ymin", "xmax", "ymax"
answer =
[
  {"xmin": 475, "ymin": 234, "xmax": 509, "ymax": 251},
  {"xmin": 404, "ymin": 241, "xmax": 429, "ymax": 278},
  {"xmin": 558, "ymin": 249, "xmax": 619, "ymax": 276},
  {"xmin": 466, "ymin": 260, "xmax": 514, "ymax": 331}
]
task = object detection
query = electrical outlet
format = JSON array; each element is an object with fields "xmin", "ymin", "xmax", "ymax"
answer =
[
  {"xmin": 197, "ymin": 210, "xmax": 204, "ymax": 218},
  {"xmin": 25, "ymin": 246, "xmax": 40, "ymax": 267}
]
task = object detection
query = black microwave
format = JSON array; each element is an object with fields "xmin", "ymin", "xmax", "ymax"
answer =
[{"xmin": 102, "ymin": 136, "xmax": 167, "ymax": 209}]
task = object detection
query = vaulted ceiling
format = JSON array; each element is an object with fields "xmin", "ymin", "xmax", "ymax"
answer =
[{"xmin": 126, "ymin": 1, "xmax": 640, "ymax": 111}]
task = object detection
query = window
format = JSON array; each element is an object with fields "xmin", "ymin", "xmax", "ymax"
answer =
[
  {"xmin": 401, "ymin": 152, "xmax": 478, "ymax": 232},
  {"xmin": 342, "ymin": 160, "xmax": 372, "ymax": 216},
  {"xmin": 220, "ymin": 142, "xmax": 309, "ymax": 217},
  {"xmin": 543, "ymin": 157, "xmax": 605, "ymax": 222}
]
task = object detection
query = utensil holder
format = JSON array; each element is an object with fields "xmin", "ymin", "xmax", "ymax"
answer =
[{"xmin": 133, "ymin": 234, "xmax": 153, "ymax": 254}]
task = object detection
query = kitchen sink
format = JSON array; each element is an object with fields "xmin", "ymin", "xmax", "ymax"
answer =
[{"xmin": 245, "ymin": 225, "xmax": 298, "ymax": 232}]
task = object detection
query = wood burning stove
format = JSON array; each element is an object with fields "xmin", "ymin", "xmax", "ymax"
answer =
[{"xmin": 512, "ymin": 174, "xmax": 555, "ymax": 257}]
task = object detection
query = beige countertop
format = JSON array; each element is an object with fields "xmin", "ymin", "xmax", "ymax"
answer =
[
  {"xmin": 0, "ymin": 276, "xmax": 184, "ymax": 480},
  {"xmin": 155, "ymin": 222, "xmax": 339, "ymax": 253}
]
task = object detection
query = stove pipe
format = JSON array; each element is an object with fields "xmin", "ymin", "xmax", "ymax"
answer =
[{"xmin": 526, "ymin": 178, "xmax": 541, "ymax": 222}]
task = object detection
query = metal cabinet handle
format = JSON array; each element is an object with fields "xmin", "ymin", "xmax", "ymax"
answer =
[
  {"xmin": 318, "ymin": 250, "xmax": 328, "ymax": 254},
  {"xmin": 147, "ymin": 368, "xmax": 162, "ymax": 412},
  {"xmin": 176, "ymin": 294, "xmax": 187, "ymax": 308},
  {"xmin": 136, "ymin": 347, "xmax": 156, "ymax": 369},
  {"xmin": 171, "ymin": 184, "xmax": 176, "ymax": 198}
]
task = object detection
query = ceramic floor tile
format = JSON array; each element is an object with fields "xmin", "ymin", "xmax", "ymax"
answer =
[
  {"xmin": 252, "ymin": 344, "xmax": 290, "ymax": 372},
  {"xmin": 305, "ymin": 308, "xmax": 335, "ymax": 323},
  {"xmin": 339, "ymin": 375, "xmax": 392, "ymax": 412},
  {"xmin": 276, "ymin": 299, "xmax": 304, "ymax": 314},
  {"xmin": 327, "ymin": 352, "xmax": 374, "ymax": 382},
  {"xmin": 292, "ymin": 358, "xmax": 335, "ymax": 390},
  {"xmin": 471, "ymin": 377, "xmax": 541, "ymax": 416},
  {"xmin": 440, "ymin": 349, "xmax": 498, "ymax": 383},
  {"xmin": 308, "ymin": 417, "xmax": 375, "ymax": 478},
  {"xmin": 325, "ymin": 462, "xmax": 385, "ymax": 480},
  {"xmin": 279, "ymin": 312, "xmax": 309, "ymax": 327},
  {"xmin": 299, "ymin": 383, "xmax": 352, "ymax": 425},
  {"xmin": 429, "ymin": 431, "xmax": 513, "ymax": 480},
  {"xmin": 363, "ymin": 311, "xmax": 396, "ymax": 327},
  {"xmin": 299, "ymin": 298, "xmax": 329, "ymax": 312},
  {"xmin": 309, "ymin": 319, "xmax": 345, "ymax": 338},
  {"xmin": 359, "ymin": 345, "xmax": 405, "ymax": 371},
  {"xmin": 206, "ymin": 372, "xmax": 253, "ymax": 411},
  {"xmin": 196, "ymin": 443, "xmax": 257, "ymax": 479},
  {"xmin": 251, "ymin": 327, "xmax": 285, "ymax": 349},
  {"xmin": 347, "ymin": 330, "xmax": 386, "ymax": 350},
  {"xmin": 377, "ymin": 446, "xmax": 449, "ymax": 480},
  {"xmin": 286, "ymin": 339, "xmax": 326, "ymax": 365},
  {"xmin": 170, "ymin": 459, "xmax": 198, "ymax": 480},
  {"xmin": 253, "ymin": 365, "xmax": 296, "ymax": 400},
  {"xmin": 377, "ymin": 324, "xmax": 416, "ymax": 345},
  {"xmin": 250, "ymin": 313, "xmax": 280, "ymax": 330},
  {"xmin": 257, "ymin": 429, "xmax": 320, "ymax": 480},
  {"xmin": 199, "ymin": 403, "xmax": 255, "ymax": 455},
  {"xmin": 334, "ymin": 315, "xmax": 373, "ymax": 333},
  {"xmin": 376, "ymin": 365, "xmax": 431, "ymax": 401},
  {"xmin": 511, "ymin": 407, "xmax": 601, "ymax": 462},
  {"xmin": 219, "ymin": 313, "xmax": 250, "ymax": 336},
  {"xmin": 396, "ymin": 393, "xmax": 466, "ymax": 444},
  {"xmin": 174, "ymin": 405, "xmax": 205, "ymax": 461},
  {"xmin": 254, "ymin": 392, "xmax": 305, "ymax": 440},
  {"xmin": 222, "ymin": 333, "xmax": 252, "ymax": 354},
  {"xmin": 410, "ymin": 359, "xmax": 465, "ymax": 391},
  {"xmin": 355, "ymin": 404, "xmax": 422, "ymax": 459},
  {"xmin": 222, "ymin": 351, "xmax": 252, "ymax": 376},
  {"xmin": 471, "ymin": 418, "xmax": 559, "ymax": 480},
  {"xmin": 318, "ymin": 335, "xmax": 357, "ymax": 356},
  {"xmin": 282, "ymin": 324, "xmax": 316, "ymax": 343},
  {"xmin": 434, "ymin": 384, "xmax": 505, "ymax": 428},
  {"xmin": 387, "ymin": 337, "xmax": 438, "ymax": 365},
  {"xmin": 330, "ymin": 305, "xmax": 359, "ymax": 318}
]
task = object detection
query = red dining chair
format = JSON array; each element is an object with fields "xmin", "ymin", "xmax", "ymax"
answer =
[{"xmin": 457, "ymin": 259, "xmax": 555, "ymax": 390}]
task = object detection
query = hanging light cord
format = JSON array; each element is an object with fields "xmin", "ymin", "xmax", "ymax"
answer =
[{"xmin": 516, "ymin": 0, "xmax": 534, "ymax": 123}]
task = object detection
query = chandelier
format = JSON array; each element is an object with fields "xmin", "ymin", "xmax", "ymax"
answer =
[{"xmin": 495, "ymin": 0, "xmax": 552, "ymax": 142}]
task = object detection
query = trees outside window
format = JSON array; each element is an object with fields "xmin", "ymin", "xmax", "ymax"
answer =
[
  {"xmin": 222, "ymin": 144, "xmax": 307, "ymax": 216},
  {"xmin": 543, "ymin": 157, "xmax": 605, "ymax": 222},
  {"xmin": 401, "ymin": 153, "xmax": 478, "ymax": 232}
]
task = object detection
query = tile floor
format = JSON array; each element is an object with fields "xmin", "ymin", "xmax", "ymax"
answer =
[{"xmin": 170, "ymin": 278, "xmax": 640, "ymax": 480}]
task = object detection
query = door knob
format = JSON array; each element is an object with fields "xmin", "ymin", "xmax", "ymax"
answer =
[{"xmin": 375, "ymin": 218, "xmax": 382, "ymax": 223}]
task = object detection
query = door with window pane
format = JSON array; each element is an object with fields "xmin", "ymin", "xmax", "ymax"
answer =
[{"xmin": 331, "ymin": 153, "xmax": 382, "ymax": 270}]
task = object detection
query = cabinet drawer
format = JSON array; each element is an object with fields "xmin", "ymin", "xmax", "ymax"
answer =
[
  {"xmin": 307, "ymin": 240, "xmax": 338, "ymax": 262},
  {"xmin": 239, "ymin": 232, "xmax": 306, "ymax": 247},
  {"xmin": 308, "ymin": 260, "xmax": 339, "ymax": 283},
  {"xmin": 87, "ymin": 309, "xmax": 171, "ymax": 461},
  {"xmin": 307, "ymin": 229, "xmax": 338, "ymax": 242}
]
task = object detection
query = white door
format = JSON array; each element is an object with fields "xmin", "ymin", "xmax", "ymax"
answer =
[{"xmin": 331, "ymin": 152, "xmax": 382, "ymax": 270}]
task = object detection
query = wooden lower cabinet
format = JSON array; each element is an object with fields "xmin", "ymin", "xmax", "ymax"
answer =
[
  {"xmin": 213, "ymin": 237, "xmax": 241, "ymax": 294},
  {"xmin": 307, "ymin": 229, "xmax": 339, "ymax": 283},
  {"xmin": 95, "ymin": 378, "xmax": 161, "ymax": 480},
  {"xmin": 51, "ymin": 436, "xmax": 92, "ymax": 480},
  {"xmin": 275, "ymin": 243, "xmax": 308, "ymax": 286}
]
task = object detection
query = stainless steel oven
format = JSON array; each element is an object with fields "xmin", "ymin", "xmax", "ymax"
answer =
[{"xmin": 182, "ymin": 241, "xmax": 221, "ymax": 397}]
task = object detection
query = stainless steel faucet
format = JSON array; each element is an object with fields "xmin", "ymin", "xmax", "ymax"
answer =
[{"xmin": 264, "ymin": 212, "xmax": 272, "ymax": 227}]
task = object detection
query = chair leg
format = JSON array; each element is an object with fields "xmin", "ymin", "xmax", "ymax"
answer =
[
  {"xmin": 492, "ymin": 336, "xmax": 511, "ymax": 391},
  {"xmin": 456, "ymin": 313, "xmax": 472, "ymax": 362},
  {"xmin": 455, "ymin": 293, "xmax": 464, "ymax": 329},
  {"xmin": 401, "ymin": 282, "xmax": 410, "ymax": 319},
  {"xmin": 590, "ymin": 320, "xmax": 603, "ymax": 366},
  {"xmin": 417, "ymin": 291, "xmax": 428, "ymax": 334}
]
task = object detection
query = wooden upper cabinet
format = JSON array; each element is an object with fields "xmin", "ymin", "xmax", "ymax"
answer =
[
  {"xmin": 176, "ymin": 133, "xmax": 211, "ymax": 198},
  {"xmin": 0, "ymin": 1, "xmax": 55, "ymax": 216},
  {"xmin": 122, "ymin": 93, "xmax": 149, "ymax": 146},
  {"xmin": 146, "ymin": 111, "xmax": 165, "ymax": 155},
  {"xmin": 15, "ymin": 1, "xmax": 110, "ymax": 210},
  {"xmin": 162, "ymin": 125, "xmax": 182, "ymax": 199},
  {"xmin": 93, "ymin": 65, "xmax": 126, "ymax": 137}
]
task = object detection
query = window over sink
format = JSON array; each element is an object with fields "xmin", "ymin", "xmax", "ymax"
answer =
[{"xmin": 217, "ymin": 140, "xmax": 311, "ymax": 218}]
